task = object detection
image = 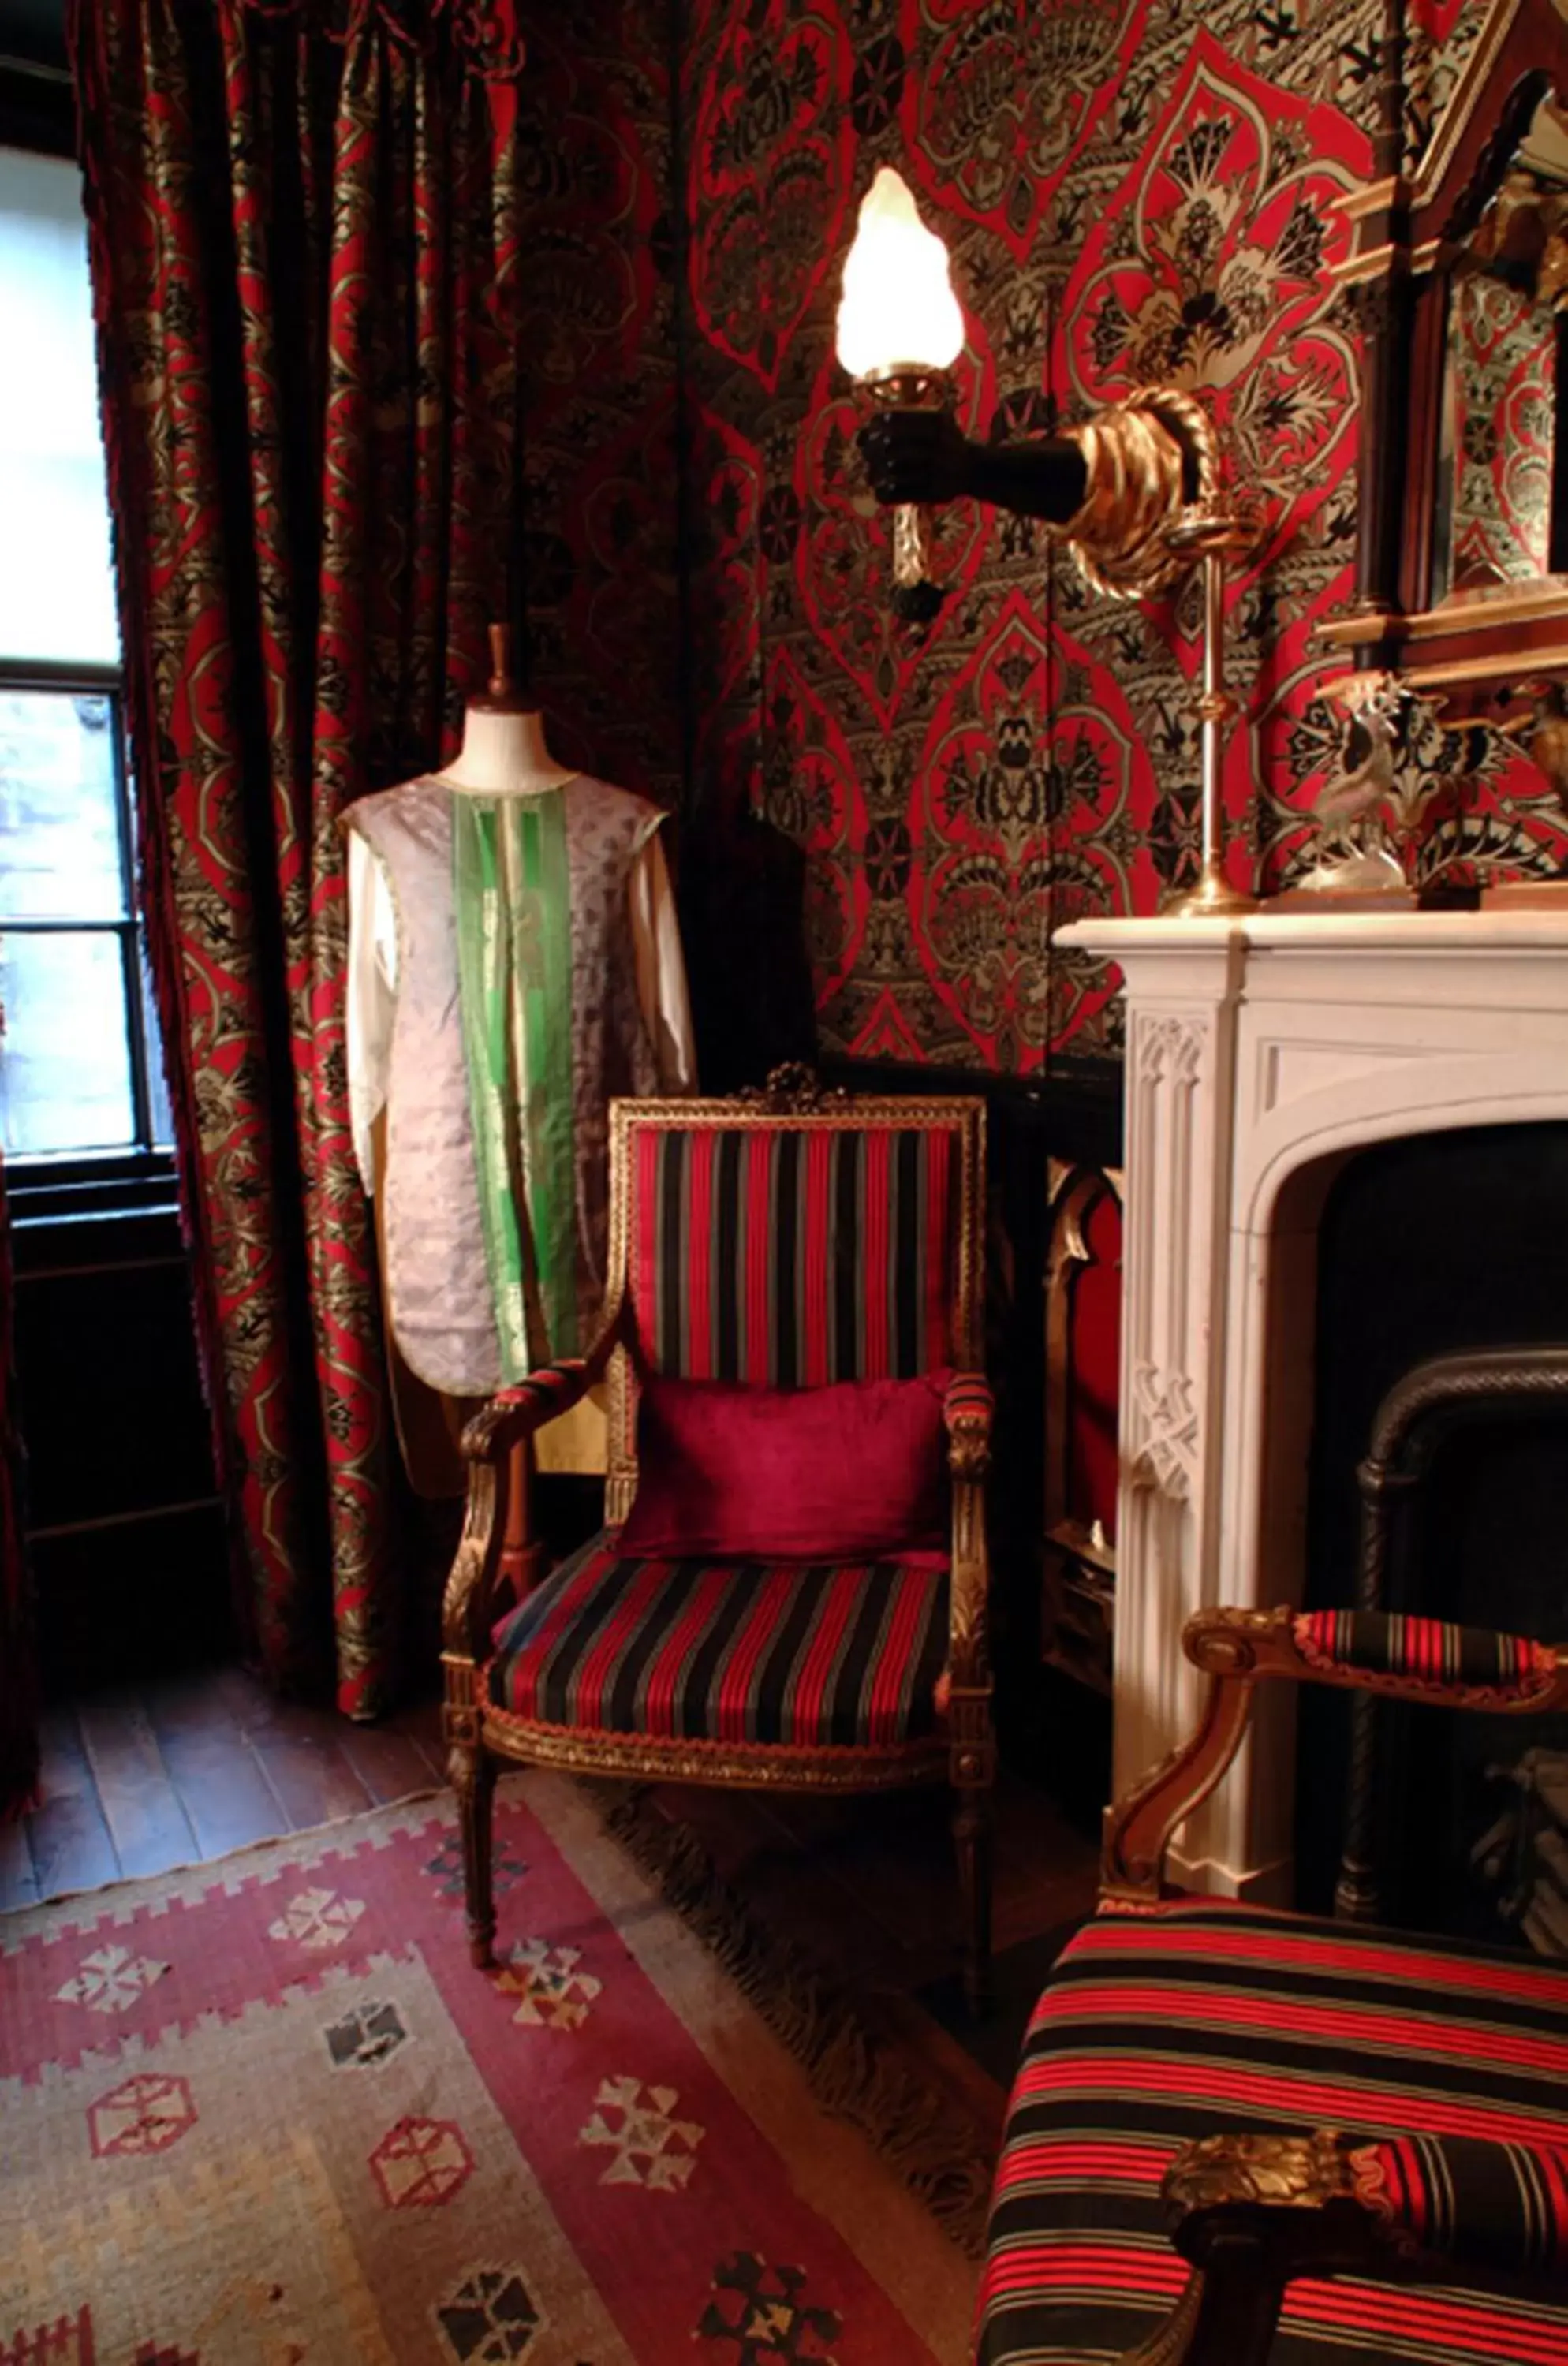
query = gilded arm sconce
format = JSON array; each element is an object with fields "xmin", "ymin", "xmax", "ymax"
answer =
[{"xmin": 837, "ymin": 167, "xmax": 1257, "ymax": 917}]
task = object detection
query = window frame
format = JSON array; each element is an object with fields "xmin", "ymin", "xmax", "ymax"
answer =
[
  {"xmin": 0, "ymin": 114, "xmax": 181, "ymax": 1210},
  {"xmin": 0, "ymin": 655, "xmax": 177, "ymax": 1191}
]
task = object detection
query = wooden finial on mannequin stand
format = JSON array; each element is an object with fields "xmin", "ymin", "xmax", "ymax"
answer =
[
  {"xmin": 446, "ymin": 622, "xmax": 573, "ymax": 790},
  {"xmin": 481, "ymin": 621, "xmax": 528, "ymax": 713}
]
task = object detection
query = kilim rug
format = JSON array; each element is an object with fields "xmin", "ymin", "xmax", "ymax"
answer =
[{"xmin": 1, "ymin": 1773, "xmax": 980, "ymax": 2365}]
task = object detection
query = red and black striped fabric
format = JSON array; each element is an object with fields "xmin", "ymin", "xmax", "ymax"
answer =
[
  {"xmin": 486, "ymin": 1532, "xmax": 948, "ymax": 1751},
  {"xmin": 1353, "ymin": 2131, "xmax": 1568, "ymax": 2279},
  {"xmin": 626, "ymin": 1121, "xmax": 959, "ymax": 1384},
  {"xmin": 491, "ymin": 1358, "xmax": 590, "ymax": 1428},
  {"xmin": 1294, "ymin": 1610, "xmax": 1559, "ymax": 1697},
  {"xmin": 943, "ymin": 1371, "xmax": 994, "ymax": 1432},
  {"xmin": 979, "ymin": 1900, "xmax": 1568, "ymax": 2364}
]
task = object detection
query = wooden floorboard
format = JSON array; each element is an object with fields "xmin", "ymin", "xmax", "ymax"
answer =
[
  {"xmin": 247, "ymin": 1722, "xmax": 375, "ymax": 1831},
  {"xmin": 74, "ymin": 1694, "xmax": 199, "ymax": 1881},
  {"xmin": 204, "ymin": 1663, "xmax": 294, "ymax": 1741},
  {"xmin": 386, "ymin": 1696, "xmax": 447, "ymax": 1782},
  {"xmin": 141, "ymin": 1671, "xmax": 289, "ymax": 1860},
  {"xmin": 337, "ymin": 1719, "xmax": 444, "ymax": 1807},
  {"xmin": 0, "ymin": 1810, "xmax": 39, "ymax": 1913},
  {"xmin": 26, "ymin": 1705, "xmax": 121, "ymax": 1900}
]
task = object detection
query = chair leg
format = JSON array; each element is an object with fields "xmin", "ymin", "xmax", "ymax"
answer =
[
  {"xmin": 953, "ymin": 1778, "xmax": 993, "ymax": 2018},
  {"xmin": 450, "ymin": 1739, "xmax": 498, "ymax": 1969}
]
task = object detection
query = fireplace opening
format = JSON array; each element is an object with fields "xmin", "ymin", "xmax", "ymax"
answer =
[{"xmin": 1294, "ymin": 1121, "xmax": 1568, "ymax": 1944}]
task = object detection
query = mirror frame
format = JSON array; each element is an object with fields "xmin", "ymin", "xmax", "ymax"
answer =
[{"xmin": 1321, "ymin": 0, "xmax": 1568, "ymax": 717}]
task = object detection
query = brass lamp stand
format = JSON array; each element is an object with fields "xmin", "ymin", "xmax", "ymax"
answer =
[{"xmin": 1160, "ymin": 506, "xmax": 1260, "ymax": 919}]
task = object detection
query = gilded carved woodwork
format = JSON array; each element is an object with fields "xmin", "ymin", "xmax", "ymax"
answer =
[
  {"xmin": 1322, "ymin": 0, "xmax": 1568, "ymax": 728},
  {"xmin": 946, "ymin": 1411, "xmax": 993, "ymax": 1487},
  {"xmin": 478, "ymin": 1710, "xmax": 949, "ymax": 1793},
  {"xmin": 1065, "ymin": 2129, "xmax": 1414, "ymax": 2366},
  {"xmin": 734, "ymin": 1061, "xmax": 850, "ymax": 1112},
  {"xmin": 946, "ymin": 1379, "xmax": 994, "ymax": 1699},
  {"xmin": 1102, "ymin": 1603, "xmax": 1568, "ymax": 1903},
  {"xmin": 442, "ymin": 1299, "xmax": 626, "ymax": 1662},
  {"xmin": 1087, "ymin": 2132, "xmax": 1412, "ymax": 2366},
  {"xmin": 1163, "ymin": 2131, "xmax": 1364, "ymax": 2221},
  {"xmin": 441, "ymin": 1461, "xmax": 503, "ymax": 1662}
]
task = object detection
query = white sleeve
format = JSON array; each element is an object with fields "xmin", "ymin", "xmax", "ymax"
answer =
[
  {"xmin": 629, "ymin": 828, "xmax": 696, "ymax": 1094},
  {"xmin": 345, "ymin": 830, "xmax": 399, "ymax": 1194}
]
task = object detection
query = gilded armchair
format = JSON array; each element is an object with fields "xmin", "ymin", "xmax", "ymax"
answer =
[
  {"xmin": 978, "ymin": 1605, "xmax": 1568, "ymax": 2364},
  {"xmin": 442, "ymin": 1083, "xmax": 996, "ymax": 2007}
]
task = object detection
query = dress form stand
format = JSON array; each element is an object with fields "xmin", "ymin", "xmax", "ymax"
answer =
[
  {"xmin": 439, "ymin": 625, "xmax": 577, "ymax": 796},
  {"xmin": 344, "ymin": 621, "xmax": 696, "ymax": 1517}
]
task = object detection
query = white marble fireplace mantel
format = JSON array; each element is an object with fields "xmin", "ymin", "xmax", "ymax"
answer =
[{"xmin": 1056, "ymin": 908, "xmax": 1568, "ymax": 1901}]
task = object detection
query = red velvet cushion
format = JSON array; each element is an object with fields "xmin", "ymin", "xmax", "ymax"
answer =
[{"xmin": 619, "ymin": 1371, "xmax": 950, "ymax": 1562}]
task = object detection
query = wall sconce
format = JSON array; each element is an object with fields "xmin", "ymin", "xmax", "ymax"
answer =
[
  {"xmin": 835, "ymin": 167, "xmax": 965, "ymax": 624},
  {"xmin": 838, "ymin": 166, "xmax": 1258, "ymax": 916}
]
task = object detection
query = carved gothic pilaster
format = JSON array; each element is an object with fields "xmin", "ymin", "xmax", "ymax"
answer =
[{"xmin": 1123, "ymin": 1008, "xmax": 1211, "ymax": 1513}]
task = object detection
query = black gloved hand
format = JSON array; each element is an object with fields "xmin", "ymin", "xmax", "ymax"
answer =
[{"xmin": 857, "ymin": 408, "xmax": 976, "ymax": 507}]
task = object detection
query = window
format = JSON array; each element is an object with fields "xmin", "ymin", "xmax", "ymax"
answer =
[{"xmin": 0, "ymin": 144, "xmax": 174, "ymax": 1170}]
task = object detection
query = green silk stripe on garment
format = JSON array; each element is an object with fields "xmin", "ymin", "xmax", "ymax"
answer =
[
  {"xmin": 451, "ymin": 792, "xmax": 578, "ymax": 1378},
  {"xmin": 512, "ymin": 793, "xmax": 578, "ymax": 1362},
  {"xmin": 452, "ymin": 795, "xmax": 529, "ymax": 1378}
]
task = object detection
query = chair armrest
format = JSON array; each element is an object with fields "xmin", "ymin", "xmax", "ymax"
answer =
[
  {"xmin": 1133, "ymin": 2126, "xmax": 1568, "ymax": 2365},
  {"xmin": 1293, "ymin": 1610, "xmax": 1562, "ymax": 1705},
  {"xmin": 1347, "ymin": 2130, "xmax": 1568, "ymax": 2279},
  {"xmin": 442, "ymin": 1306, "xmax": 625, "ymax": 1667},
  {"xmin": 460, "ymin": 1301, "xmax": 626, "ymax": 1465},
  {"xmin": 460, "ymin": 1359, "xmax": 592, "ymax": 1461},
  {"xmin": 943, "ymin": 1374, "xmax": 993, "ymax": 1709},
  {"xmin": 943, "ymin": 1371, "xmax": 994, "ymax": 1479},
  {"xmin": 1115, "ymin": 2132, "xmax": 1414, "ymax": 2366},
  {"xmin": 1102, "ymin": 1606, "xmax": 1568, "ymax": 1902}
]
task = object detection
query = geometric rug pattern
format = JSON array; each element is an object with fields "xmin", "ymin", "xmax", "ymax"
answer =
[{"xmin": 1, "ymin": 1774, "xmax": 974, "ymax": 2364}]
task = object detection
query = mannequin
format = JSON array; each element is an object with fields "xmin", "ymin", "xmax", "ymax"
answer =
[
  {"xmin": 434, "ymin": 627, "xmax": 581, "ymax": 792},
  {"xmin": 345, "ymin": 631, "xmax": 695, "ymax": 1487}
]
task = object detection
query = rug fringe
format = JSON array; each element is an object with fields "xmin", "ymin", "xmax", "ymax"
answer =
[{"xmin": 592, "ymin": 1785, "xmax": 991, "ymax": 2258}]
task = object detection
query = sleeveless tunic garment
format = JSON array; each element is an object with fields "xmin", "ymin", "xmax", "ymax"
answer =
[{"xmin": 348, "ymin": 774, "xmax": 664, "ymax": 1397}]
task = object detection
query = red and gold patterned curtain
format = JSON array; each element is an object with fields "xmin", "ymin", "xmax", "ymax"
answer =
[{"xmin": 69, "ymin": 0, "xmax": 525, "ymax": 1716}]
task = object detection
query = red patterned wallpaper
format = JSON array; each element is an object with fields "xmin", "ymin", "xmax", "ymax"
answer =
[{"xmin": 522, "ymin": 0, "xmax": 1568, "ymax": 1079}]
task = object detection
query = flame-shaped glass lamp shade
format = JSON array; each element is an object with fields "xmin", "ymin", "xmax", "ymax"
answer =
[{"xmin": 834, "ymin": 166, "xmax": 964, "ymax": 380}]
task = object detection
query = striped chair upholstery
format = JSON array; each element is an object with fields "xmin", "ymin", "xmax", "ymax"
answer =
[
  {"xmin": 487, "ymin": 1538, "xmax": 948, "ymax": 1751},
  {"xmin": 1294, "ymin": 1610, "xmax": 1558, "ymax": 1699},
  {"xmin": 978, "ymin": 1900, "xmax": 1568, "ymax": 2364},
  {"xmin": 623, "ymin": 1117, "xmax": 961, "ymax": 1385},
  {"xmin": 1351, "ymin": 2131, "xmax": 1568, "ymax": 2278},
  {"xmin": 447, "ymin": 1087, "xmax": 994, "ymax": 1999}
]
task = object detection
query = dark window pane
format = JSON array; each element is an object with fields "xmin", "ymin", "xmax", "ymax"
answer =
[
  {"xmin": 0, "ymin": 689, "xmax": 125, "ymax": 920},
  {"xmin": 0, "ymin": 927, "xmax": 135, "ymax": 1153}
]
